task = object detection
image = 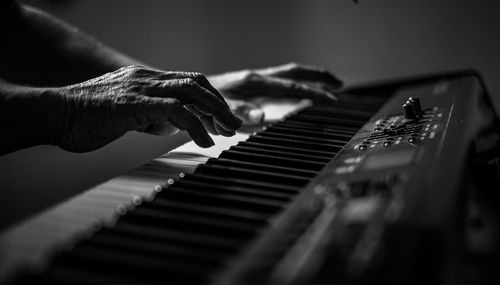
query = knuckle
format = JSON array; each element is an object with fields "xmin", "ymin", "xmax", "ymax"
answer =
[
  {"xmin": 123, "ymin": 76, "xmax": 145, "ymax": 90},
  {"xmin": 165, "ymin": 97, "xmax": 181, "ymax": 107},
  {"xmin": 318, "ymin": 67, "xmax": 329, "ymax": 74},
  {"xmin": 125, "ymin": 65, "xmax": 155, "ymax": 78},
  {"xmin": 190, "ymin": 71, "xmax": 204, "ymax": 79},
  {"xmin": 286, "ymin": 62, "xmax": 300, "ymax": 69},
  {"xmin": 116, "ymin": 65, "xmax": 137, "ymax": 73},
  {"xmin": 127, "ymin": 80, "xmax": 156, "ymax": 94},
  {"xmin": 114, "ymin": 93, "xmax": 140, "ymax": 105},
  {"xmin": 242, "ymin": 71, "xmax": 261, "ymax": 82},
  {"xmin": 180, "ymin": 77, "xmax": 197, "ymax": 87},
  {"xmin": 127, "ymin": 65, "xmax": 144, "ymax": 73},
  {"xmin": 290, "ymin": 81, "xmax": 305, "ymax": 91},
  {"xmin": 186, "ymin": 72, "xmax": 207, "ymax": 83},
  {"xmin": 129, "ymin": 64, "xmax": 143, "ymax": 70},
  {"xmin": 149, "ymin": 80, "xmax": 164, "ymax": 90},
  {"xmin": 157, "ymin": 71, "xmax": 175, "ymax": 80},
  {"xmin": 128, "ymin": 83, "xmax": 145, "ymax": 93}
]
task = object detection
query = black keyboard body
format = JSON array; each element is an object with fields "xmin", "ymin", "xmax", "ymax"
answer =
[{"xmin": 7, "ymin": 70, "xmax": 500, "ymax": 285}]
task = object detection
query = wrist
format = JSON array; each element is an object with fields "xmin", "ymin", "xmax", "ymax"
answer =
[
  {"xmin": 0, "ymin": 82, "xmax": 65, "ymax": 154},
  {"xmin": 36, "ymin": 87, "xmax": 66, "ymax": 146}
]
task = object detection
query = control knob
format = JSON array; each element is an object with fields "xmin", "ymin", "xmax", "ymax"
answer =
[{"xmin": 403, "ymin": 97, "xmax": 423, "ymax": 120}]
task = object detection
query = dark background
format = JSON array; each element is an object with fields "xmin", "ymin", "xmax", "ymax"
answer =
[
  {"xmin": 1, "ymin": 0, "xmax": 498, "ymax": 234},
  {"xmin": 24, "ymin": 0, "xmax": 500, "ymax": 111}
]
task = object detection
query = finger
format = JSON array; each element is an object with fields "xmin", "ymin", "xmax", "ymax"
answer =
[
  {"xmin": 186, "ymin": 104, "xmax": 235, "ymax": 136},
  {"xmin": 260, "ymin": 63, "xmax": 343, "ymax": 89},
  {"xmin": 159, "ymin": 72, "xmax": 229, "ymax": 105},
  {"xmin": 143, "ymin": 123, "xmax": 180, "ymax": 135},
  {"xmin": 304, "ymin": 80, "xmax": 341, "ymax": 97},
  {"xmin": 153, "ymin": 78, "xmax": 243, "ymax": 131},
  {"xmin": 136, "ymin": 97, "xmax": 214, "ymax": 147},
  {"xmin": 185, "ymin": 105, "xmax": 219, "ymax": 135},
  {"xmin": 166, "ymin": 99, "xmax": 215, "ymax": 148},
  {"xmin": 243, "ymin": 75, "xmax": 338, "ymax": 104},
  {"xmin": 227, "ymin": 99, "xmax": 265, "ymax": 125},
  {"xmin": 201, "ymin": 116, "xmax": 222, "ymax": 135},
  {"xmin": 214, "ymin": 121, "xmax": 236, "ymax": 137},
  {"xmin": 189, "ymin": 72, "xmax": 229, "ymax": 105},
  {"xmin": 187, "ymin": 103, "xmax": 236, "ymax": 136},
  {"xmin": 196, "ymin": 112, "xmax": 234, "ymax": 137},
  {"xmin": 198, "ymin": 115, "xmax": 234, "ymax": 137}
]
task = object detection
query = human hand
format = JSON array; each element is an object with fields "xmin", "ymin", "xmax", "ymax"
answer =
[
  {"xmin": 208, "ymin": 63, "xmax": 342, "ymax": 124},
  {"xmin": 49, "ymin": 65, "xmax": 241, "ymax": 152}
]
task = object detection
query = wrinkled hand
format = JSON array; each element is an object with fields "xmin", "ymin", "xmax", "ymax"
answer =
[
  {"xmin": 209, "ymin": 63, "xmax": 342, "ymax": 124},
  {"xmin": 51, "ymin": 65, "xmax": 242, "ymax": 152}
]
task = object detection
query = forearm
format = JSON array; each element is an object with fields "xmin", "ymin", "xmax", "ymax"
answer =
[
  {"xmin": 0, "ymin": 78, "xmax": 63, "ymax": 155},
  {"xmin": 0, "ymin": 2, "xmax": 144, "ymax": 87}
]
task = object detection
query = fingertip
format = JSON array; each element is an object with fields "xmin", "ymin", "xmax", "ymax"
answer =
[
  {"xmin": 200, "ymin": 132, "xmax": 215, "ymax": 147},
  {"xmin": 247, "ymin": 109, "xmax": 265, "ymax": 124},
  {"xmin": 326, "ymin": 92, "xmax": 338, "ymax": 101},
  {"xmin": 207, "ymin": 135, "xmax": 215, "ymax": 147},
  {"xmin": 194, "ymin": 132, "xmax": 215, "ymax": 148},
  {"xmin": 230, "ymin": 101, "xmax": 265, "ymax": 125},
  {"xmin": 220, "ymin": 113, "xmax": 243, "ymax": 131},
  {"xmin": 328, "ymin": 76, "xmax": 343, "ymax": 89},
  {"xmin": 215, "ymin": 122, "xmax": 236, "ymax": 137}
]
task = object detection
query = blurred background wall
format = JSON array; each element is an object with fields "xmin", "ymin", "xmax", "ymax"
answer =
[{"xmin": 24, "ymin": 0, "xmax": 500, "ymax": 109}]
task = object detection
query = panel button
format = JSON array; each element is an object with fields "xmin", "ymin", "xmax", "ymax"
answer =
[
  {"xmin": 403, "ymin": 102, "xmax": 417, "ymax": 120},
  {"xmin": 408, "ymin": 97, "xmax": 423, "ymax": 116}
]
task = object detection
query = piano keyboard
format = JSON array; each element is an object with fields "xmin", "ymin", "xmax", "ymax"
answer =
[
  {"xmin": 2, "ymin": 71, "xmax": 497, "ymax": 285},
  {"xmin": 0, "ymin": 92, "xmax": 387, "ymax": 285}
]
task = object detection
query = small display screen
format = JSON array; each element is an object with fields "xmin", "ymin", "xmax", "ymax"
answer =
[{"xmin": 363, "ymin": 149, "xmax": 415, "ymax": 170}]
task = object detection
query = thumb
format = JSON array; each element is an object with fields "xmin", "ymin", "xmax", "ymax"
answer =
[
  {"xmin": 227, "ymin": 99, "xmax": 265, "ymax": 125},
  {"xmin": 139, "ymin": 122, "xmax": 180, "ymax": 136},
  {"xmin": 131, "ymin": 96, "xmax": 175, "ymax": 129}
]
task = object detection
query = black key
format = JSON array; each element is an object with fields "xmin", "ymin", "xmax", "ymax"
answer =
[
  {"xmin": 237, "ymin": 141, "xmax": 336, "ymax": 159},
  {"xmin": 247, "ymin": 135, "xmax": 342, "ymax": 153},
  {"xmin": 140, "ymin": 199, "xmax": 271, "ymax": 224},
  {"xmin": 264, "ymin": 125, "xmax": 353, "ymax": 142},
  {"xmin": 107, "ymin": 222, "xmax": 242, "ymax": 251},
  {"xmin": 194, "ymin": 164, "xmax": 311, "ymax": 186},
  {"xmin": 287, "ymin": 113, "xmax": 366, "ymax": 128},
  {"xmin": 257, "ymin": 131, "xmax": 347, "ymax": 146},
  {"xmin": 274, "ymin": 121, "xmax": 358, "ymax": 135},
  {"xmin": 123, "ymin": 206, "xmax": 260, "ymax": 237},
  {"xmin": 181, "ymin": 174, "xmax": 300, "ymax": 195},
  {"xmin": 227, "ymin": 146, "xmax": 330, "ymax": 165},
  {"xmin": 218, "ymin": 150, "xmax": 326, "ymax": 172},
  {"xmin": 157, "ymin": 184, "xmax": 284, "ymax": 214}
]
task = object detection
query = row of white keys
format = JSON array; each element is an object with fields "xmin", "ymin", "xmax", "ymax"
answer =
[{"xmin": 0, "ymin": 152, "xmax": 211, "ymax": 281}]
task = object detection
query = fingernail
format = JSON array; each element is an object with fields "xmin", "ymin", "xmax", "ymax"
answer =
[
  {"xmin": 247, "ymin": 109, "xmax": 265, "ymax": 124},
  {"xmin": 221, "ymin": 130, "xmax": 236, "ymax": 137},
  {"xmin": 326, "ymin": 92, "xmax": 338, "ymax": 101}
]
